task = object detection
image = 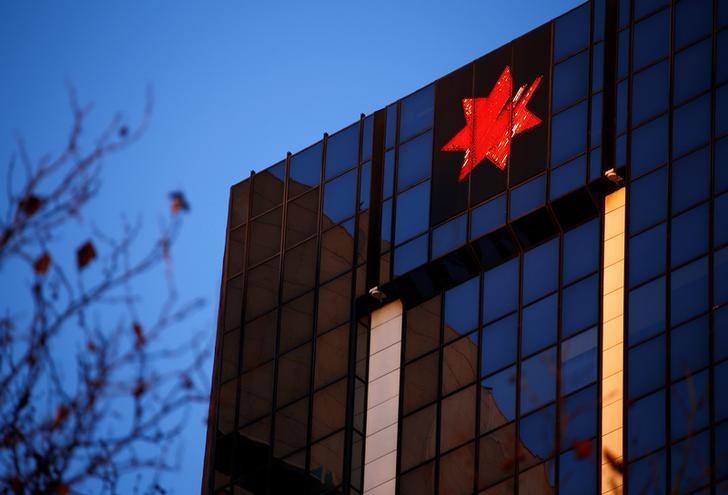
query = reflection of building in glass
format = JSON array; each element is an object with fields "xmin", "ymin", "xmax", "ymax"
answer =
[{"xmin": 203, "ymin": 0, "xmax": 728, "ymax": 493}]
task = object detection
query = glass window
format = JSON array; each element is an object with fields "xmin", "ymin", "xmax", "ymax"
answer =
[
  {"xmin": 381, "ymin": 198, "xmax": 392, "ymax": 247},
  {"xmin": 383, "ymin": 149, "xmax": 395, "ymax": 199},
  {"xmin": 245, "ymin": 257, "xmax": 279, "ymax": 320},
  {"xmin": 628, "ymin": 334, "xmax": 665, "ymax": 399},
  {"xmin": 550, "ymin": 155, "xmax": 586, "ymax": 200},
  {"xmin": 385, "ymin": 103, "xmax": 397, "ymax": 150},
  {"xmin": 439, "ymin": 442, "xmax": 475, "ymax": 495},
  {"xmin": 618, "ymin": 28, "xmax": 630, "ymax": 79},
  {"xmin": 591, "ymin": 93, "xmax": 602, "ymax": 147},
  {"xmin": 671, "ymin": 204, "xmax": 708, "ymax": 266},
  {"xmin": 397, "ymin": 130, "xmax": 432, "ymax": 192},
  {"xmin": 716, "ymin": 192, "xmax": 728, "ymax": 247},
  {"xmin": 230, "ymin": 180, "xmax": 250, "ymax": 228},
  {"xmin": 276, "ymin": 343, "xmax": 311, "ymax": 406},
  {"xmin": 248, "ymin": 207, "xmax": 282, "ymax": 266},
  {"xmin": 400, "ymin": 85, "xmax": 434, "ymax": 142},
  {"xmin": 279, "ymin": 293, "xmax": 313, "ymax": 353},
  {"xmin": 670, "ymin": 430, "xmax": 710, "ymax": 493},
  {"xmin": 522, "ymin": 294, "xmax": 558, "ymax": 357},
  {"xmin": 628, "ymin": 276, "xmax": 666, "ymax": 344},
  {"xmin": 629, "ymin": 167, "xmax": 667, "ymax": 233},
  {"xmin": 561, "ymin": 328, "xmax": 598, "ymax": 395},
  {"xmin": 633, "ymin": 9, "xmax": 670, "ymax": 71},
  {"xmin": 405, "ymin": 295, "xmax": 441, "ymax": 362},
  {"xmin": 671, "ymin": 256, "xmax": 709, "ymax": 324},
  {"xmin": 311, "ymin": 379, "xmax": 346, "ymax": 440},
  {"xmin": 286, "ymin": 187, "xmax": 319, "ymax": 248},
  {"xmin": 716, "ymin": 306, "xmax": 728, "ymax": 362},
  {"xmin": 478, "ymin": 423, "xmax": 515, "ymax": 490},
  {"xmin": 509, "ymin": 174, "xmax": 546, "ymax": 219},
  {"xmin": 519, "ymin": 405, "xmax": 556, "ymax": 460},
  {"xmin": 592, "ymin": 43, "xmax": 604, "ymax": 92},
  {"xmin": 673, "ymin": 95, "xmax": 711, "ymax": 158},
  {"xmin": 481, "ymin": 314, "xmax": 517, "ymax": 376},
  {"xmin": 631, "ymin": 115, "xmax": 668, "ymax": 177},
  {"xmin": 562, "ymin": 275, "xmax": 598, "ymax": 337},
  {"xmin": 221, "ymin": 329, "xmax": 241, "ymax": 383},
  {"xmin": 483, "ymin": 258, "xmax": 519, "ymax": 322},
  {"xmin": 674, "ymin": 39, "xmax": 712, "ymax": 105},
  {"xmin": 672, "ymin": 147, "xmax": 709, "ymax": 213},
  {"xmin": 722, "ymin": 0, "xmax": 728, "ymax": 27},
  {"xmin": 282, "ymin": 238, "xmax": 317, "ymax": 301},
  {"xmin": 317, "ymin": 274, "xmax": 352, "ymax": 333},
  {"xmin": 403, "ymin": 351, "xmax": 439, "ymax": 414},
  {"xmin": 394, "ymin": 180, "xmax": 430, "ymax": 245},
  {"xmin": 393, "ymin": 233, "xmax": 428, "ymax": 276},
  {"xmin": 522, "ymin": 239, "xmax": 558, "ymax": 305},
  {"xmin": 251, "ymin": 162, "xmax": 285, "ymax": 217},
  {"xmin": 560, "ymin": 385, "xmax": 597, "ymax": 450},
  {"xmin": 320, "ymin": 225, "xmax": 354, "ymax": 283},
  {"xmin": 554, "ymin": 3, "xmax": 590, "ymax": 60},
  {"xmin": 481, "ymin": 365, "xmax": 516, "ymax": 431},
  {"xmin": 440, "ymin": 385, "xmax": 476, "ymax": 452},
  {"xmin": 675, "ymin": 0, "xmax": 712, "ymax": 49},
  {"xmin": 274, "ymin": 398, "xmax": 307, "ymax": 457},
  {"xmin": 400, "ymin": 461, "xmax": 435, "ymax": 494},
  {"xmin": 520, "ymin": 347, "xmax": 557, "ymax": 414},
  {"xmin": 444, "ymin": 276, "xmax": 480, "ymax": 337},
  {"xmin": 629, "ymin": 223, "xmax": 666, "ymax": 287},
  {"xmin": 432, "ymin": 213, "xmax": 466, "ymax": 258},
  {"xmin": 716, "ymin": 246, "xmax": 728, "ymax": 305},
  {"xmin": 559, "ymin": 445, "xmax": 596, "ymax": 495},
  {"xmin": 470, "ymin": 195, "xmax": 506, "ymax": 239},
  {"xmin": 551, "ymin": 102, "xmax": 587, "ymax": 165},
  {"xmin": 563, "ymin": 219, "xmax": 599, "ymax": 285},
  {"xmin": 325, "ymin": 123, "xmax": 359, "ymax": 179},
  {"xmin": 594, "ymin": 0, "xmax": 605, "ymax": 41},
  {"xmin": 627, "ymin": 390, "xmax": 665, "ymax": 460},
  {"xmin": 553, "ymin": 51, "xmax": 589, "ymax": 112},
  {"xmin": 628, "ymin": 449, "xmax": 666, "ymax": 493},
  {"xmin": 322, "ymin": 168, "xmax": 356, "ymax": 225},
  {"xmin": 400, "ymin": 405, "xmax": 436, "ymax": 471},
  {"xmin": 314, "ymin": 325, "xmax": 349, "ymax": 389},
  {"xmin": 632, "ymin": 61, "xmax": 668, "ymax": 125},
  {"xmin": 359, "ymin": 161, "xmax": 371, "ymax": 210},
  {"xmin": 289, "ymin": 142, "xmax": 322, "ymax": 197},
  {"xmin": 616, "ymin": 79, "xmax": 628, "ymax": 134},
  {"xmin": 238, "ymin": 361, "xmax": 274, "ymax": 426},
  {"xmin": 242, "ymin": 311, "xmax": 276, "ymax": 372},
  {"xmin": 671, "ymin": 370, "xmax": 709, "ymax": 441}
]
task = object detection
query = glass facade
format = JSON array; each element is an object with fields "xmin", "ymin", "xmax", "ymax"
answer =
[{"xmin": 204, "ymin": 0, "xmax": 728, "ymax": 493}]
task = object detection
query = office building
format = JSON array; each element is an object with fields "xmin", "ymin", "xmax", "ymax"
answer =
[{"xmin": 203, "ymin": 0, "xmax": 728, "ymax": 492}]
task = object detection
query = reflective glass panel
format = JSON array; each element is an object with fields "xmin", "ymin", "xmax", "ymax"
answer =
[{"xmin": 628, "ymin": 276, "xmax": 666, "ymax": 343}]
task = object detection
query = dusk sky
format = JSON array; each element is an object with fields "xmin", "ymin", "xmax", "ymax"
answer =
[{"xmin": 1, "ymin": 1, "xmax": 584, "ymax": 492}]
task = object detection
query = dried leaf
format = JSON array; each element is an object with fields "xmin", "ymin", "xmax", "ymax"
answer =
[
  {"xmin": 52, "ymin": 405, "xmax": 69, "ymax": 429},
  {"xmin": 76, "ymin": 241, "xmax": 97, "ymax": 269},
  {"xmin": 132, "ymin": 322, "xmax": 145, "ymax": 348},
  {"xmin": 571, "ymin": 438, "xmax": 592, "ymax": 459},
  {"xmin": 34, "ymin": 252, "xmax": 51, "ymax": 274},
  {"xmin": 604, "ymin": 449, "xmax": 624, "ymax": 473},
  {"xmin": 169, "ymin": 191, "xmax": 189, "ymax": 215},
  {"xmin": 19, "ymin": 195, "xmax": 42, "ymax": 216}
]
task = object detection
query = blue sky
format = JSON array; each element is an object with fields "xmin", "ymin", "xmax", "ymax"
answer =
[{"xmin": 0, "ymin": 1, "xmax": 584, "ymax": 492}]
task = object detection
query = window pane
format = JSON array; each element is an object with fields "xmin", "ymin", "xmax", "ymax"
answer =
[
  {"xmin": 560, "ymin": 385, "xmax": 597, "ymax": 450},
  {"xmin": 481, "ymin": 314, "xmax": 517, "ymax": 376},
  {"xmin": 522, "ymin": 239, "xmax": 558, "ymax": 305},
  {"xmin": 322, "ymin": 169, "xmax": 356, "ymax": 226},
  {"xmin": 520, "ymin": 347, "xmax": 557, "ymax": 414},
  {"xmin": 383, "ymin": 149, "xmax": 395, "ymax": 198},
  {"xmin": 405, "ymin": 295, "xmax": 441, "ymax": 361},
  {"xmin": 632, "ymin": 61, "xmax": 668, "ymax": 125},
  {"xmin": 719, "ymin": 29, "xmax": 728, "ymax": 84},
  {"xmin": 509, "ymin": 174, "xmax": 546, "ymax": 220},
  {"xmin": 440, "ymin": 385, "xmax": 476, "ymax": 452},
  {"xmin": 554, "ymin": 3, "xmax": 590, "ymax": 60},
  {"xmin": 439, "ymin": 442, "xmax": 475, "ymax": 495},
  {"xmin": 550, "ymin": 154, "xmax": 586, "ymax": 200},
  {"xmin": 251, "ymin": 162, "xmax": 285, "ymax": 216},
  {"xmin": 628, "ymin": 390, "xmax": 665, "ymax": 460},
  {"xmin": 311, "ymin": 379, "xmax": 346, "ymax": 440},
  {"xmin": 397, "ymin": 130, "xmax": 432, "ymax": 192},
  {"xmin": 628, "ymin": 334, "xmax": 665, "ymax": 399},
  {"xmin": 432, "ymin": 213, "xmax": 467, "ymax": 258},
  {"xmin": 394, "ymin": 233, "xmax": 428, "ymax": 276},
  {"xmin": 628, "ymin": 449, "xmax": 666, "ymax": 493},
  {"xmin": 480, "ymin": 365, "xmax": 517, "ymax": 432},
  {"xmin": 631, "ymin": 116, "xmax": 668, "ymax": 177},
  {"xmin": 471, "ymin": 194, "xmax": 506, "ymax": 238},
  {"xmin": 716, "ymin": 360, "xmax": 728, "ymax": 421},
  {"xmin": 478, "ymin": 423, "xmax": 516, "ymax": 490},
  {"xmin": 551, "ymin": 102, "xmax": 588, "ymax": 165},
  {"xmin": 715, "ymin": 247, "xmax": 728, "ymax": 305},
  {"xmin": 563, "ymin": 219, "xmax": 599, "ymax": 284},
  {"xmin": 444, "ymin": 277, "xmax": 480, "ymax": 337},
  {"xmin": 561, "ymin": 328, "xmax": 598, "ymax": 395},
  {"xmin": 317, "ymin": 273, "xmax": 352, "ymax": 333},
  {"xmin": 672, "ymin": 147, "xmax": 709, "ymax": 213},
  {"xmin": 325, "ymin": 123, "xmax": 359, "ymax": 179},
  {"xmin": 276, "ymin": 343, "xmax": 311, "ymax": 406},
  {"xmin": 715, "ymin": 306, "xmax": 728, "ymax": 362},
  {"xmin": 634, "ymin": 0, "xmax": 668, "ymax": 19},
  {"xmin": 242, "ymin": 311, "xmax": 276, "ymax": 372},
  {"xmin": 671, "ymin": 204, "xmax": 708, "ymax": 267},
  {"xmin": 671, "ymin": 256, "xmax": 709, "ymax": 325},
  {"xmin": 403, "ymin": 351, "xmax": 439, "ymax": 414},
  {"xmin": 553, "ymin": 51, "xmax": 589, "ymax": 112},
  {"xmin": 559, "ymin": 444, "xmax": 596, "ymax": 495},
  {"xmin": 629, "ymin": 167, "xmax": 667, "ymax": 233},
  {"xmin": 633, "ymin": 9, "xmax": 669, "ymax": 71},
  {"xmin": 359, "ymin": 160, "xmax": 371, "ymax": 210},
  {"xmin": 279, "ymin": 293, "xmax": 313, "ymax": 353},
  {"xmin": 248, "ymin": 207, "xmax": 282, "ymax": 266},
  {"xmin": 629, "ymin": 223, "xmax": 666, "ymax": 287},
  {"xmin": 519, "ymin": 405, "xmax": 556, "ymax": 462},
  {"xmin": 562, "ymin": 275, "xmax": 598, "ymax": 337},
  {"xmin": 715, "ymin": 192, "xmax": 728, "ymax": 247},
  {"xmin": 394, "ymin": 180, "xmax": 430, "ymax": 245},
  {"xmin": 400, "ymin": 84, "xmax": 434, "ymax": 142},
  {"xmin": 675, "ymin": 0, "xmax": 712, "ymax": 49},
  {"xmin": 670, "ymin": 430, "xmax": 710, "ymax": 493},
  {"xmin": 289, "ymin": 142, "xmax": 321, "ymax": 197},
  {"xmin": 673, "ymin": 95, "xmax": 710, "ymax": 158},
  {"xmin": 315, "ymin": 324, "xmax": 349, "ymax": 389},
  {"xmin": 286, "ymin": 187, "xmax": 319, "ymax": 247},
  {"xmin": 628, "ymin": 276, "xmax": 666, "ymax": 344},
  {"xmin": 670, "ymin": 371, "xmax": 709, "ymax": 440},
  {"xmin": 283, "ymin": 238, "xmax": 317, "ymax": 300},
  {"xmin": 674, "ymin": 39, "xmax": 712, "ymax": 105},
  {"xmin": 483, "ymin": 258, "xmax": 519, "ymax": 322},
  {"xmin": 522, "ymin": 294, "xmax": 558, "ymax": 357}
]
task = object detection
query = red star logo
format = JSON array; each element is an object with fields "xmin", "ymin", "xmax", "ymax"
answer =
[{"xmin": 442, "ymin": 66, "xmax": 543, "ymax": 181}]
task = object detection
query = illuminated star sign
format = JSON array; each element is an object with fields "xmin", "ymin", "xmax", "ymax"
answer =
[{"xmin": 442, "ymin": 66, "xmax": 543, "ymax": 181}]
